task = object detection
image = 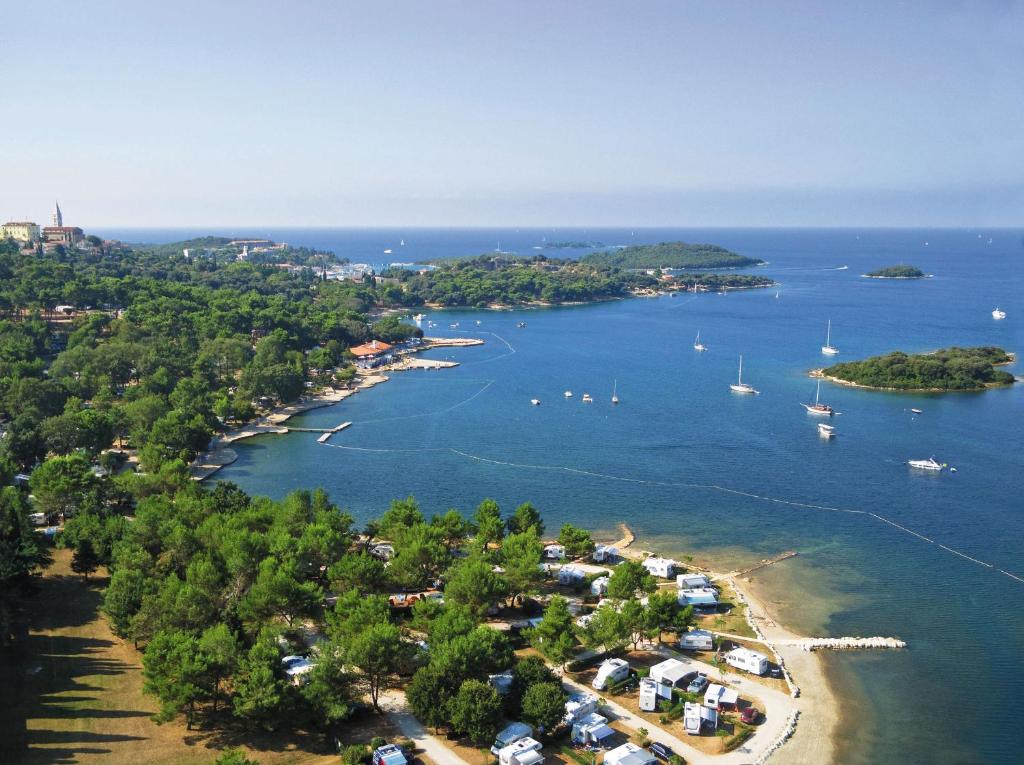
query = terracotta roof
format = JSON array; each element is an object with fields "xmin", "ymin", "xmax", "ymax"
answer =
[{"xmin": 349, "ymin": 340, "xmax": 393, "ymax": 357}]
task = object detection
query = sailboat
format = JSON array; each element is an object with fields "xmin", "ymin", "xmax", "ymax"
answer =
[
  {"xmin": 693, "ymin": 331, "xmax": 707, "ymax": 352},
  {"xmin": 729, "ymin": 356, "xmax": 759, "ymax": 394},
  {"xmin": 821, "ymin": 320, "xmax": 839, "ymax": 355},
  {"xmin": 802, "ymin": 379, "xmax": 834, "ymax": 416},
  {"xmin": 611, "ymin": 380, "xmax": 619, "ymax": 405},
  {"xmin": 400, "ymin": 239, "xmax": 406, "ymax": 246},
  {"xmin": 992, "ymin": 308, "xmax": 1007, "ymax": 320}
]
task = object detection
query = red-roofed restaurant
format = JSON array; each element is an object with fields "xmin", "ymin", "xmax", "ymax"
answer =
[{"xmin": 349, "ymin": 340, "xmax": 394, "ymax": 369}]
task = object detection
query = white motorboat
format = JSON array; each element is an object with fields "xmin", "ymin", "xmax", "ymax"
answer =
[
  {"xmin": 582, "ymin": 393, "xmax": 593, "ymax": 403},
  {"xmin": 383, "ymin": 248, "xmax": 392, "ymax": 254},
  {"xmin": 693, "ymin": 331, "xmax": 707, "ymax": 352},
  {"xmin": 908, "ymin": 457, "xmax": 945, "ymax": 471},
  {"xmin": 992, "ymin": 308, "xmax": 1006, "ymax": 320},
  {"xmin": 729, "ymin": 355, "xmax": 759, "ymax": 394},
  {"xmin": 802, "ymin": 380, "xmax": 835, "ymax": 416},
  {"xmin": 611, "ymin": 380, "xmax": 619, "ymax": 405},
  {"xmin": 531, "ymin": 399, "xmax": 541, "ymax": 406},
  {"xmin": 413, "ymin": 313, "xmax": 426, "ymax": 323},
  {"xmin": 911, "ymin": 408, "xmax": 923, "ymax": 414},
  {"xmin": 564, "ymin": 391, "xmax": 573, "ymax": 398},
  {"xmin": 817, "ymin": 423, "xmax": 836, "ymax": 438},
  {"xmin": 821, "ymin": 319, "xmax": 839, "ymax": 355}
]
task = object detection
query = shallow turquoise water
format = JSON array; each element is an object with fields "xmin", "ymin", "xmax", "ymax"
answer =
[{"xmin": 107, "ymin": 227, "xmax": 1024, "ymax": 764}]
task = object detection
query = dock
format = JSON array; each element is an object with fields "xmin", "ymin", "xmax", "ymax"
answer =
[{"xmin": 713, "ymin": 550, "xmax": 798, "ymax": 580}]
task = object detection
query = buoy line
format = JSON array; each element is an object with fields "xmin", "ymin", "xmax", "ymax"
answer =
[
  {"xmin": 321, "ymin": 440, "xmax": 1024, "ymax": 585},
  {"xmin": 354, "ymin": 380, "xmax": 495, "ymax": 426}
]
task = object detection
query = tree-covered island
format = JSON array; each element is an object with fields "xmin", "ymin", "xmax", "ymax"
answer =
[
  {"xmin": 582, "ymin": 241, "xmax": 765, "ymax": 269},
  {"xmin": 821, "ymin": 346, "xmax": 1015, "ymax": 390},
  {"xmin": 863, "ymin": 265, "xmax": 926, "ymax": 279}
]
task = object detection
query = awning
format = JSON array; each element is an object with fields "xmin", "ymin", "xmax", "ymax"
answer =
[{"xmin": 591, "ymin": 724, "xmax": 615, "ymax": 740}]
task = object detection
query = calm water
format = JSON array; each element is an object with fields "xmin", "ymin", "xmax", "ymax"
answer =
[{"xmin": 102, "ymin": 227, "xmax": 1024, "ymax": 764}]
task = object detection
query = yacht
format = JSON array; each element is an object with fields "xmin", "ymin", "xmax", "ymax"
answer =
[
  {"xmin": 908, "ymin": 457, "xmax": 944, "ymax": 471},
  {"xmin": 821, "ymin": 320, "xmax": 839, "ymax": 355},
  {"xmin": 582, "ymin": 393, "xmax": 593, "ymax": 403},
  {"xmin": 530, "ymin": 399, "xmax": 541, "ymax": 406},
  {"xmin": 564, "ymin": 390, "xmax": 573, "ymax": 398},
  {"xmin": 911, "ymin": 408, "xmax": 923, "ymax": 414},
  {"xmin": 693, "ymin": 331, "xmax": 707, "ymax": 352},
  {"xmin": 992, "ymin": 308, "xmax": 1007, "ymax": 320},
  {"xmin": 817, "ymin": 423, "xmax": 836, "ymax": 438},
  {"xmin": 611, "ymin": 380, "xmax": 619, "ymax": 405},
  {"xmin": 383, "ymin": 248, "xmax": 392, "ymax": 254},
  {"xmin": 729, "ymin": 355, "xmax": 759, "ymax": 394},
  {"xmin": 517, "ymin": 321, "xmax": 527, "ymax": 328},
  {"xmin": 802, "ymin": 380, "xmax": 834, "ymax": 416}
]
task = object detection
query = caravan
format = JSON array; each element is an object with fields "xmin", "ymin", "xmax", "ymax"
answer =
[
  {"xmin": 490, "ymin": 723, "xmax": 533, "ymax": 755},
  {"xmin": 683, "ymin": 703, "xmax": 717, "ymax": 735},
  {"xmin": 592, "ymin": 658, "xmax": 630, "ymax": 690},
  {"xmin": 498, "ymin": 738, "xmax": 544, "ymax": 765},
  {"xmin": 641, "ymin": 557, "xmax": 676, "ymax": 579},
  {"xmin": 604, "ymin": 743, "xmax": 657, "ymax": 765},
  {"xmin": 571, "ymin": 713, "xmax": 616, "ymax": 747},
  {"xmin": 564, "ymin": 692, "xmax": 598, "ymax": 724},
  {"xmin": 676, "ymin": 573, "xmax": 712, "ymax": 590},
  {"xmin": 648, "ymin": 658, "xmax": 692, "ymax": 689},
  {"xmin": 679, "ymin": 629, "xmax": 714, "ymax": 651},
  {"xmin": 638, "ymin": 678, "xmax": 660, "ymax": 712},
  {"xmin": 704, "ymin": 684, "xmax": 739, "ymax": 710},
  {"xmin": 724, "ymin": 647, "xmax": 769, "ymax": 676}
]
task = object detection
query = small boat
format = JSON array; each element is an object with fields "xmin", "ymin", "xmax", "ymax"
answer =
[
  {"xmin": 517, "ymin": 321, "xmax": 527, "ymax": 328},
  {"xmin": 449, "ymin": 322, "xmax": 459, "ymax": 329},
  {"xmin": 400, "ymin": 239, "xmax": 406, "ymax": 246},
  {"xmin": 475, "ymin": 320, "xmax": 482, "ymax": 325},
  {"xmin": 531, "ymin": 399, "xmax": 541, "ymax": 406},
  {"xmin": 383, "ymin": 248, "xmax": 393, "ymax": 254},
  {"xmin": 611, "ymin": 380, "xmax": 619, "ymax": 405},
  {"xmin": 693, "ymin": 331, "xmax": 707, "ymax": 352},
  {"xmin": 802, "ymin": 380, "xmax": 834, "ymax": 416},
  {"xmin": 413, "ymin": 313, "xmax": 426, "ymax": 323},
  {"xmin": 908, "ymin": 457, "xmax": 945, "ymax": 471},
  {"xmin": 564, "ymin": 391, "xmax": 573, "ymax": 398},
  {"xmin": 992, "ymin": 308, "xmax": 1007, "ymax": 320},
  {"xmin": 582, "ymin": 393, "xmax": 593, "ymax": 403},
  {"xmin": 817, "ymin": 423, "xmax": 836, "ymax": 438},
  {"xmin": 775, "ymin": 291, "xmax": 780, "ymax": 298},
  {"xmin": 821, "ymin": 319, "xmax": 839, "ymax": 356},
  {"xmin": 729, "ymin": 355, "xmax": 759, "ymax": 394},
  {"xmin": 911, "ymin": 408, "xmax": 923, "ymax": 414}
]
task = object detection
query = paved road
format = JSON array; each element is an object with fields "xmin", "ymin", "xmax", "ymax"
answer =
[{"xmin": 379, "ymin": 690, "xmax": 470, "ymax": 765}]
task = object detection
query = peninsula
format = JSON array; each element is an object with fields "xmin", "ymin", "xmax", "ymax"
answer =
[
  {"xmin": 582, "ymin": 241, "xmax": 765, "ymax": 270},
  {"xmin": 863, "ymin": 265, "xmax": 925, "ymax": 279},
  {"xmin": 820, "ymin": 346, "xmax": 1015, "ymax": 391}
]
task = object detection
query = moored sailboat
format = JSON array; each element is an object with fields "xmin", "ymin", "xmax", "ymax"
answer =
[
  {"xmin": 821, "ymin": 319, "xmax": 839, "ymax": 355},
  {"xmin": 802, "ymin": 379, "xmax": 834, "ymax": 416},
  {"xmin": 729, "ymin": 355, "xmax": 759, "ymax": 394},
  {"xmin": 693, "ymin": 331, "xmax": 706, "ymax": 352}
]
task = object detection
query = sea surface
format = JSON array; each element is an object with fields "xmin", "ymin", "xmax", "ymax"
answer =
[{"xmin": 98, "ymin": 227, "xmax": 1024, "ymax": 764}]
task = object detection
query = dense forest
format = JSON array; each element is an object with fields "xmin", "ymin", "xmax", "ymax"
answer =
[
  {"xmin": 864, "ymin": 265, "xmax": 925, "ymax": 278},
  {"xmin": 823, "ymin": 346, "xmax": 1015, "ymax": 390},
  {"xmin": 582, "ymin": 242, "xmax": 764, "ymax": 270}
]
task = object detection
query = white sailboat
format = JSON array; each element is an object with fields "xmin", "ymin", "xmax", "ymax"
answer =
[
  {"xmin": 821, "ymin": 320, "xmax": 839, "ymax": 355},
  {"xmin": 992, "ymin": 308, "xmax": 1007, "ymax": 320},
  {"xmin": 802, "ymin": 379, "xmax": 835, "ymax": 416},
  {"xmin": 729, "ymin": 355, "xmax": 759, "ymax": 394},
  {"xmin": 611, "ymin": 380, "xmax": 619, "ymax": 405},
  {"xmin": 693, "ymin": 331, "xmax": 707, "ymax": 352}
]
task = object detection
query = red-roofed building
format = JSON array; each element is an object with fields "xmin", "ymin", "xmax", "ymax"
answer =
[{"xmin": 349, "ymin": 340, "xmax": 394, "ymax": 369}]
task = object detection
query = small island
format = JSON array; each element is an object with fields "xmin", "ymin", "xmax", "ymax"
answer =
[
  {"xmin": 583, "ymin": 241, "xmax": 765, "ymax": 270},
  {"xmin": 863, "ymin": 264, "xmax": 926, "ymax": 279},
  {"xmin": 820, "ymin": 346, "xmax": 1015, "ymax": 391}
]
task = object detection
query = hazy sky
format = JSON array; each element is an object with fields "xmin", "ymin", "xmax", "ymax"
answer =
[{"xmin": 2, "ymin": 1, "xmax": 1022, "ymax": 226}]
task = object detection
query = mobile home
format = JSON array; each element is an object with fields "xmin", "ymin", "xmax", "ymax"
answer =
[
  {"xmin": 676, "ymin": 573, "xmax": 712, "ymax": 589},
  {"xmin": 724, "ymin": 647, "xmax": 769, "ymax": 676},
  {"xmin": 679, "ymin": 629, "xmax": 714, "ymax": 651},
  {"xmin": 543, "ymin": 543, "xmax": 566, "ymax": 560},
  {"xmin": 641, "ymin": 557, "xmax": 676, "ymax": 579},
  {"xmin": 571, "ymin": 712, "xmax": 615, "ymax": 746},
  {"xmin": 638, "ymin": 678, "xmax": 660, "ymax": 711},
  {"xmin": 704, "ymin": 683, "xmax": 739, "ymax": 710},
  {"xmin": 677, "ymin": 587, "xmax": 720, "ymax": 609},
  {"xmin": 592, "ymin": 658, "xmax": 630, "ymax": 690},
  {"xmin": 648, "ymin": 658, "xmax": 692, "ymax": 690},
  {"xmin": 498, "ymin": 738, "xmax": 544, "ymax": 765},
  {"xmin": 558, "ymin": 565, "xmax": 587, "ymax": 585},
  {"xmin": 564, "ymin": 692, "xmax": 598, "ymax": 724},
  {"xmin": 590, "ymin": 576, "xmax": 609, "ymax": 596},
  {"xmin": 593, "ymin": 545, "xmax": 617, "ymax": 563},
  {"xmin": 491, "ymin": 722, "xmax": 533, "ymax": 755}
]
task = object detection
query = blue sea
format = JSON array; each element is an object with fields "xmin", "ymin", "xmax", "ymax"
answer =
[{"xmin": 97, "ymin": 227, "xmax": 1024, "ymax": 764}]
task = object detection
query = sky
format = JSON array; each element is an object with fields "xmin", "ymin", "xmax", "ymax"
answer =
[{"xmin": 1, "ymin": 1, "xmax": 1022, "ymax": 227}]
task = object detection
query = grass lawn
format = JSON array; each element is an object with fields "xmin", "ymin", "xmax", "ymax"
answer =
[{"xmin": 0, "ymin": 549, "xmax": 388, "ymax": 765}]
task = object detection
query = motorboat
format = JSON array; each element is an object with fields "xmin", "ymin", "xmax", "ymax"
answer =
[
  {"xmin": 564, "ymin": 391, "xmax": 573, "ymax": 398},
  {"xmin": 530, "ymin": 399, "xmax": 541, "ymax": 406},
  {"xmin": 802, "ymin": 380, "xmax": 834, "ymax": 416},
  {"xmin": 911, "ymin": 408, "xmax": 923, "ymax": 414},
  {"xmin": 729, "ymin": 355, "xmax": 759, "ymax": 394},
  {"xmin": 413, "ymin": 313, "xmax": 426, "ymax": 323},
  {"xmin": 693, "ymin": 331, "xmax": 707, "ymax": 352},
  {"xmin": 611, "ymin": 380, "xmax": 619, "ymax": 405},
  {"xmin": 582, "ymin": 393, "xmax": 593, "ymax": 403},
  {"xmin": 817, "ymin": 423, "xmax": 836, "ymax": 438},
  {"xmin": 908, "ymin": 457, "xmax": 945, "ymax": 471},
  {"xmin": 517, "ymin": 321, "xmax": 527, "ymax": 328},
  {"xmin": 821, "ymin": 319, "xmax": 839, "ymax": 355},
  {"xmin": 992, "ymin": 308, "xmax": 1007, "ymax": 320}
]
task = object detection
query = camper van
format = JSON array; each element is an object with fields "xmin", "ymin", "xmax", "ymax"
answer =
[
  {"xmin": 724, "ymin": 647, "xmax": 769, "ymax": 676},
  {"xmin": 679, "ymin": 629, "xmax": 714, "ymax": 651},
  {"xmin": 498, "ymin": 737, "xmax": 544, "ymax": 765},
  {"xmin": 592, "ymin": 658, "xmax": 630, "ymax": 690},
  {"xmin": 491, "ymin": 723, "xmax": 534, "ymax": 756}
]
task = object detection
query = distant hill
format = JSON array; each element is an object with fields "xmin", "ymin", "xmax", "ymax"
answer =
[{"xmin": 582, "ymin": 242, "xmax": 763, "ymax": 269}]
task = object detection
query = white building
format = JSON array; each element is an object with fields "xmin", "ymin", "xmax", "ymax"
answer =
[
  {"xmin": 724, "ymin": 647, "xmax": 769, "ymax": 676},
  {"xmin": 679, "ymin": 629, "xmax": 715, "ymax": 651},
  {"xmin": 641, "ymin": 557, "xmax": 676, "ymax": 578},
  {"xmin": 604, "ymin": 743, "xmax": 657, "ymax": 765}
]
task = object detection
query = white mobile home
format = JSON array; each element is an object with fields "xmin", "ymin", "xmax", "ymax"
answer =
[
  {"xmin": 683, "ymin": 702, "xmax": 702, "ymax": 735},
  {"xmin": 498, "ymin": 738, "xmax": 544, "ymax": 765},
  {"xmin": 638, "ymin": 678, "xmax": 660, "ymax": 711},
  {"xmin": 571, "ymin": 712, "xmax": 615, "ymax": 746},
  {"xmin": 590, "ymin": 576, "xmax": 609, "ymax": 596},
  {"xmin": 648, "ymin": 658, "xmax": 692, "ymax": 690},
  {"xmin": 558, "ymin": 565, "xmax": 587, "ymax": 585},
  {"xmin": 725, "ymin": 647, "xmax": 769, "ymax": 676},
  {"xmin": 593, "ymin": 545, "xmax": 617, "ymax": 563},
  {"xmin": 564, "ymin": 692, "xmax": 598, "ymax": 724},
  {"xmin": 641, "ymin": 557, "xmax": 676, "ymax": 579},
  {"xmin": 490, "ymin": 723, "xmax": 533, "ymax": 755},
  {"xmin": 704, "ymin": 683, "xmax": 739, "ymax": 710},
  {"xmin": 679, "ymin": 629, "xmax": 715, "ymax": 651},
  {"xmin": 543, "ymin": 543, "xmax": 566, "ymax": 560},
  {"xmin": 676, "ymin": 573, "xmax": 712, "ymax": 589},
  {"xmin": 592, "ymin": 658, "xmax": 630, "ymax": 690},
  {"xmin": 604, "ymin": 743, "xmax": 656, "ymax": 765}
]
